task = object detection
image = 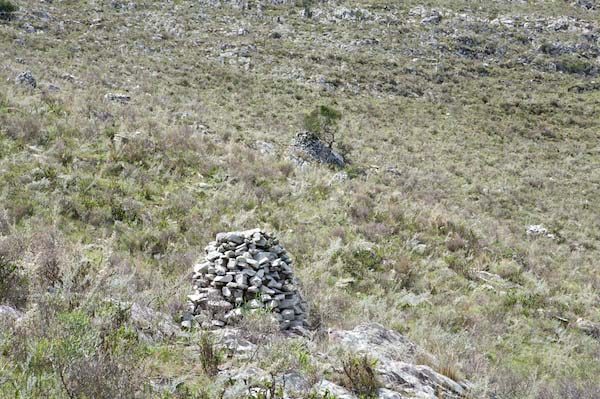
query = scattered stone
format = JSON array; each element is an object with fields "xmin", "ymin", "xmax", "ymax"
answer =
[
  {"xmin": 573, "ymin": 0, "xmax": 596, "ymax": 10},
  {"xmin": 188, "ymin": 229, "xmax": 307, "ymax": 330},
  {"xmin": 256, "ymin": 141, "xmax": 276, "ymax": 156},
  {"xmin": 406, "ymin": 236, "xmax": 427, "ymax": 255},
  {"xmin": 22, "ymin": 24, "xmax": 36, "ymax": 33},
  {"xmin": 105, "ymin": 92, "xmax": 131, "ymax": 103},
  {"xmin": 421, "ymin": 10, "xmax": 442, "ymax": 25},
  {"xmin": 526, "ymin": 224, "xmax": 556, "ymax": 239},
  {"xmin": 15, "ymin": 71, "xmax": 37, "ymax": 88},
  {"xmin": 575, "ymin": 318, "xmax": 600, "ymax": 339}
]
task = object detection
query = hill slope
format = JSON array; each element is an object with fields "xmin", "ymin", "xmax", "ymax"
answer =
[{"xmin": 1, "ymin": 0, "xmax": 599, "ymax": 397}]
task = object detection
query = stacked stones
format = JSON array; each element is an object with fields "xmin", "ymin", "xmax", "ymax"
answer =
[{"xmin": 188, "ymin": 229, "xmax": 307, "ymax": 330}]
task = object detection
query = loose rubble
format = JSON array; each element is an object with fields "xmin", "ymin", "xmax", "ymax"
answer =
[{"xmin": 188, "ymin": 229, "xmax": 307, "ymax": 331}]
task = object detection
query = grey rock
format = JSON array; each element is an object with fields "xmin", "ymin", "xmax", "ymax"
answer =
[
  {"xmin": 129, "ymin": 303, "xmax": 181, "ymax": 342},
  {"xmin": 576, "ymin": 318, "xmax": 600, "ymax": 339},
  {"xmin": 0, "ymin": 305, "xmax": 22, "ymax": 329},
  {"xmin": 235, "ymin": 273, "xmax": 247, "ymax": 286},
  {"xmin": 211, "ymin": 319, "xmax": 225, "ymax": 327},
  {"xmin": 214, "ymin": 275, "xmax": 233, "ymax": 284},
  {"xmin": 249, "ymin": 276, "xmax": 262, "ymax": 287},
  {"xmin": 314, "ymin": 380, "xmax": 357, "ymax": 399},
  {"xmin": 290, "ymin": 132, "xmax": 345, "ymax": 168},
  {"xmin": 214, "ymin": 328, "xmax": 256, "ymax": 356},
  {"xmin": 188, "ymin": 293, "xmax": 207, "ymax": 304},
  {"xmin": 207, "ymin": 300, "xmax": 233, "ymax": 312},
  {"xmin": 260, "ymin": 285, "xmax": 275, "ymax": 295},
  {"xmin": 227, "ymin": 258, "xmax": 237, "ymax": 269},
  {"xmin": 15, "ymin": 71, "xmax": 37, "ymax": 88},
  {"xmin": 248, "ymin": 299, "xmax": 262, "ymax": 309},
  {"xmin": 330, "ymin": 324, "xmax": 468, "ymax": 398},
  {"xmin": 104, "ymin": 92, "xmax": 131, "ymax": 103},
  {"xmin": 194, "ymin": 262, "xmax": 210, "ymax": 274},
  {"xmin": 279, "ymin": 299, "xmax": 297, "ymax": 309},
  {"xmin": 330, "ymin": 323, "xmax": 417, "ymax": 362},
  {"xmin": 181, "ymin": 320, "xmax": 192, "ymax": 329},
  {"xmin": 277, "ymin": 372, "xmax": 311, "ymax": 396},
  {"xmin": 216, "ymin": 232, "xmax": 244, "ymax": 244},
  {"xmin": 421, "ymin": 10, "xmax": 442, "ymax": 25},
  {"xmin": 265, "ymin": 300, "xmax": 279, "ymax": 309},
  {"xmin": 377, "ymin": 388, "xmax": 403, "ymax": 399},
  {"xmin": 255, "ymin": 251, "xmax": 276, "ymax": 264},
  {"xmin": 282, "ymin": 309, "xmax": 295, "ymax": 320},
  {"xmin": 256, "ymin": 141, "xmax": 276, "ymax": 155}
]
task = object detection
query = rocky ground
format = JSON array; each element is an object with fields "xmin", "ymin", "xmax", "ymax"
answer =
[{"xmin": 1, "ymin": 0, "xmax": 599, "ymax": 398}]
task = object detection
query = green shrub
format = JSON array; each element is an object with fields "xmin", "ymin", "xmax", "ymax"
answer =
[
  {"xmin": 198, "ymin": 331, "xmax": 222, "ymax": 376},
  {"xmin": 336, "ymin": 249, "xmax": 383, "ymax": 279},
  {"xmin": 0, "ymin": 255, "xmax": 28, "ymax": 307},
  {"xmin": 303, "ymin": 105, "xmax": 342, "ymax": 148},
  {"xmin": 555, "ymin": 56, "xmax": 596, "ymax": 75},
  {"xmin": 0, "ymin": 0, "xmax": 17, "ymax": 19},
  {"xmin": 338, "ymin": 354, "xmax": 381, "ymax": 398}
]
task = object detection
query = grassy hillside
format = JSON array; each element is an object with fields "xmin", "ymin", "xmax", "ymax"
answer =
[{"xmin": 1, "ymin": 0, "xmax": 599, "ymax": 397}]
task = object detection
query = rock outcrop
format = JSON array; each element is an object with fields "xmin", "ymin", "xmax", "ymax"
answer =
[
  {"xmin": 289, "ymin": 132, "xmax": 345, "ymax": 168},
  {"xmin": 212, "ymin": 323, "xmax": 470, "ymax": 399},
  {"xmin": 329, "ymin": 323, "xmax": 469, "ymax": 399},
  {"xmin": 188, "ymin": 229, "xmax": 307, "ymax": 331}
]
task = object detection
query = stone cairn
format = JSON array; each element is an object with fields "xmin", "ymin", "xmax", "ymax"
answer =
[{"xmin": 188, "ymin": 229, "xmax": 307, "ymax": 330}]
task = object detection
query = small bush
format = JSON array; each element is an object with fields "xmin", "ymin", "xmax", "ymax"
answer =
[
  {"xmin": 338, "ymin": 249, "xmax": 383, "ymax": 280},
  {"xmin": 555, "ymin": 56, "xmax": 596, "ymax": 75},
  {"xmin": 198, "ymin": 331, "xmax": 222, "ymax": 376},
  {"xmin": 303, "ymin": 105, "xmax": 342, "ymax": 148},
  {"xmin": 0, "ymin": 0, "xmax": 17, "ymax": 20},
  {"xmin": 445, "ymin": 232, "xmax": 467, "ymax": 252},
  {"xmin": 0, "ymin": 255, "xmax": 28, "ymax": 307},
  {"xmin": 338, "ymin": 354, "xmax": 381, "ymax": 398},
  {"xmin": 0, "ymin": 237, "xmax": 28, "ymax": 307}
]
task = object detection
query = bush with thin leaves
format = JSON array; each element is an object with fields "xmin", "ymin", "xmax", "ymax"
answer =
[
  {"xmin": 303, "ymin": 105, "xmax": 342, "ymax": 148},
  {"xmin": 338, "ymin": 354, "xmax": 381, "ymax": 398},
  {"xmin": 199, "ymin": 331, "xmax": 222, "ymax": 376}
]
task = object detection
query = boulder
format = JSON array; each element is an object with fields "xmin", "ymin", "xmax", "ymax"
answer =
[
  {"xmin": 129, "ymin": 303, "xmax": 181, "ymax": 342},
  {"xmin": 289, "ymin": 132, "xmax": 345, "ymax": 168},
  {"xmin": 0, "ymin": 305, "xmax": 22, "ymax": 329},
  {"xmin": 329, "ymin": 323, "xmax": 469, "ymax": 399},
  {"xmin": 15, "ymin": 71, "xmax": 36, "ymax": 88}
]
